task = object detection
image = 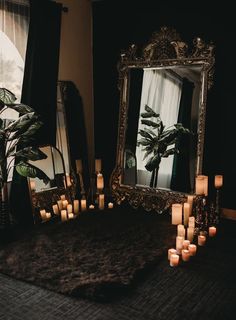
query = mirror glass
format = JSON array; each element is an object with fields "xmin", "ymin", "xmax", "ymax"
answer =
[{"xmin": 111, "ymin": 27, "xmax": 215, "ymax": 212}]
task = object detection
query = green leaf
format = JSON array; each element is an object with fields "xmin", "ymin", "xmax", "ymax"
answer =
[
  {"xmin": 6, "ymin": 112, "xmax": 35, "ymax": 133},
  {"xmin": 5, "ymin": 103, "xmax": 34, "ymax": 114},
  {"xmin": 162, "ymin": 147, "xmax": 179, "ymax": 158},
  {"xmin": 144, "ymin": 105, "xmax": 159, "ymax": 117},
  {"xmin": 16, "ymin": 161, "xmax": 50, "ymax": 184},
  {"xmin": 137, "ymin": 138, "xmax": 151, "ymax": 147},
  {"xmin": 138, "ymin": 129, "xmax": 153, "ymax": 140},
  {"xmin": 145, "ymin": 154, "xmax": 161, "ymax": 172},
  {"xmin": 14, "ymin": 147, "xmax": 47, "ymax": 161},
  {"xmin": 0, "ymin": 88, "xmax": 17, "ymax": 105},
  {"xmin": 141, "ymin": 119, "xmax": 160, "ymax": 128}
]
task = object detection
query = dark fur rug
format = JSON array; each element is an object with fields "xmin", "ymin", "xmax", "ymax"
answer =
[{"xmin": 0, "ymin": 207, "xmax": 175, "ymax": 301}]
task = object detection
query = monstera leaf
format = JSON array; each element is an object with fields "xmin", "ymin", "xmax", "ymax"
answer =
[
  {"xmin": 16, "ymin": 161, "xmax": 50, "ymax": 185},
  {"xmin": 0, "ymin": 88, "xmax": 16, "ymax": 107}
]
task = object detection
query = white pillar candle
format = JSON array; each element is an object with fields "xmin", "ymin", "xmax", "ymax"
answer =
[
  {"xmin": 195, "ymin": 176, "xmax": 205, "ymax": 195},
  {"xmin": 89, "ymin": 204, "xmax": 95, "ymax": 210},
  {"xmin": 75, "ymin": 159, "xmax": 83, "ymax": 173},
  {"xmin": 188, "ymin": 216, "xmax": 195, "ymax": 228},
  {"xmin": 45, "ymin": 212, "xmax": 51, "ymax": 219},
  {"xmin": 182, "ymin": 240, "xmax": 190, "ymax": 250},
  {"xmin": 67, "ymin": 204, "xmax": 73, "ymax": 213},
  {"xmin": 181, "ymin": 249, "xmax": 190, "ymax": 261},
  {"xmin": 66, "ymin": 174, "xmax": 72, "ymax": 187},
  {"xmin": 187, "ymin": 227, "xmax": 194, "ymax": 242},
  {"xmin": 198, "ymin": 235, "xmax": 206, "ymax": 246},
  {"xmin": 168, "ymin": 248, "xmax": 177, "ymax": 260},
  {"xmin": 81, "ymin": 199, "xmax": 87, "ymax": 211},
  {"xmin": 99, "ymin": 194, "xmax": 105, "ymax": 210},
  {"xmin": 57, "ymin": 200, "xmax": 63, "ymax": 211},
  {"xmin": 95, "ymin": 159, "xmax": 102, "ymax": 173},
  {"xmin": 170, "ymin": 254, "xmax": 179, "ymax": 267},
  {"xmin": 176, "ymin": 236, "xmax": 184, "ymax": 254},
  {"xmin": 197, "ymin": 175, "xmax": 208, "ymax": 196},
  {"xmin": 60, "ymin": 195, "xmax": 66, "ymax": 201},
  {"xmin": 40, "ymin": 209, "xmax": 47, "ymax": 221},
  {"xmin": 209, "ymin": 226, "xmax": 217, "ymax": 237},
  {"xmin": 177, "ymin": 224, "xmax": 185, "ymax": 237},
  {"xmin": 171, "ymin": 203, "xmax": 182, "ymax": 225},
  {"xmin": 97, "ymin": 173, "xmax": 104, "ymax": 191},
  {"xmin": 188, "ymin": 244, "xmax": 197, "ymax": 256},
  {"xmin": 52, "ymin": 204, "xmax": 59, "ymax": 215},
  {"xmin": 73, "ymin": 200, "xmax": 79, "ymax": 214},
  {"xmin": 187, "ymin": 195, "xmax": 194, "ymax": 216},
  {"xmin": 214, "ymin": 175, "xmax": 223, "ymax": 188},
  {"xmin": 62, "ymin": 199, "xmax": 68, "ymax": 209},
  {"xmin": 108, "ymin": 202, "xmax": 113, "ymax": 209},
  {"xmin": 30, "ymin": 180, "xmax": 36, "ymax": 191},
  {"xmin": 183, "ymin": 202, "xmax": 190, "ymax": 226},
  {"xmin": 68, "ymin": 212, "xmax": 74, "ymax": 219},
  {"xmin": 61, "ymin": 210, "xmax": 67, "ymax": 222}
]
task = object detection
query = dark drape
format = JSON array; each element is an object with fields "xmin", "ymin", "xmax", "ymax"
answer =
[
  {"xmin": 10, "ymin": 0, "xmax": 62, "ymax": 227},
  {"xmin": 170, "ymin": 78, "xmax": 194, "ymax": 193}
]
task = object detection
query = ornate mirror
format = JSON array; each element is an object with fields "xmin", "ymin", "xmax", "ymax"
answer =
[{"xmin": 111, "ymin": 26, "xmax": 215, "ymax": 212}]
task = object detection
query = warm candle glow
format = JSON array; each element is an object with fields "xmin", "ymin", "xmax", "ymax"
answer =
[
  {"xmin": 182, "ymin": 240, "xmax": 190, "ymax": 250},
  {"xmin": 187, "ymin": 195, "xmax": 194, "ymax": 216},
  {"xmin": 73, "ymin": 200, "xmax": 79, "ymax": 214},
  {"xmin": 68, "ymin": 212, "xmax": 74, "ymax": 219},
  {"xmin": 60, "ymin": 195, "xmax": 66, "ymax": 201},
  {"xmin": 89, "ymin": 204, "xmax": 95, "ymax": 210},
  {"xmin": 97, "ymin": 173, "xmax": 104, "ymax": 191},
  {"xmin": 183, "ymin": 202, "xmax": 190, "ymax": 226},
  {"xmin": 108, "ymin": 202, "xmax": 113, "ymax": 209},
  {"xmin": 195, "ymin": 176, "xmax": 205, "ymax": 195},
  {"xmin": 30, "ymin": 180, "xmax": 36, "ymax": 191},
  {"xmin": 61, "ymin": 210, "xmax": 67, "ymax": 222},
  {"xmin": 198, "ymin": 235, "xmax": 206, "ymax": 246},
  {"xmin": 181, "ymin": 249, "xmax": 190, "ymax": 262},
  {"xmin": 176, "ymin": 236, "xmax": 184, "ymax": 254},
  {"xmin": 168, "ymin": 248, "xmax": 177, "ymax": 260},
  {"xmin": 209, "ymin": 226, "xmax": 217, "ymax": 237},
  {"xmin": 95, "ymin": 159, "xmax": 102, "ymax": 173},
  {"xmin": 187, "ymin": 226, "xmax": 194, "ymax": 242},
  {"xmin": 170, "ymin": 254, "xmax": 179, "ymax": 267},
  {"xmin": 188, "ymin": 216, "xmax": 195, "ymax": 228},
  {"xmin": 188, "ymin": 244, "xmax": 197, "ymax": 256},
  {"xmin": 45, "ymin": 212, "xmax": 51, "ymax": 219},
  {"xmin": 66, "ymin": 174, "xmax": 72, "ymax": 187},
  {"xmin": 62, "ymin": 200, "xmax": 68, "ymax": 209},
  {"xmin": 177, "ymin": 224, "xmax": 185, "ymax": 237},
  {"xmin": 171, "ymin": 203, "xmax": 182, "ymax": 225},
  {"xmin": 75, "ymin": 159, "xmax": 83, "ymax": 174},
  {"xmin": 52, "ymin": 204, "xmax": 59, "ymax": 215},
  {"xmin": 57, "ymin": 200, "xmax": 63, "ymax": 211},
  {"xmin": 67, "ymin": 204, "xmax": 73, "ymax": 213},
  {"xmin": 40, "ymin": 209, "xmax": 46, "ymax": 221},
  {"xmin": 81, "ymin": 199, "xmax": 87, "ymax": 211},
  {"xmin": 197, "ymin": 175, "xmax": 208, "ymax": 196},
  {"xmin": 215, "ymin": 175, "xmax": 223, "ymax": 188},
  {"xmin": 99, "ymin": 194, "xmax": 105, "ymax": 210}
]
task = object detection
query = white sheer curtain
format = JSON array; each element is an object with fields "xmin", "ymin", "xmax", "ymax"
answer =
[{"xmin": 136, "ymin": 69, "xmax": 182, "ymax": 189}]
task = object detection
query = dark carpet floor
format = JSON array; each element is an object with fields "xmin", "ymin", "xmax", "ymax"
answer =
[
  {"xmin": 0, "ymin": 213, "xmax": 235, "ymax": 320},
  {"xmin": 0, "ymin": 207, "xmax": 176, "ymax": 302}
]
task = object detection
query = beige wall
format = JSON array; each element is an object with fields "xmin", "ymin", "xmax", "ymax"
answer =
[{"xmin": 55, "ymin": 0, "xmax": 94, "ymax": 174}]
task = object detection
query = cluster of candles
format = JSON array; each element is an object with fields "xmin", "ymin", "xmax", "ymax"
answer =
[
  {"xmin": 169, "ymin": 192, "xmax": 217, "ymax": 267},
  {"xmin": 195, "ymin": 174, "xmax": 223, "ymax": 196}
]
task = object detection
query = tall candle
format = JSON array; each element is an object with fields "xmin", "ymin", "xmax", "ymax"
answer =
[
  {"xmin": 215, "ymin": 175, "xmax": 223, "ymax": 188},
  {"xmin": 195, "ymin": 176, "xmax": 205, "ymax": 195},
  {"xmin": 170, "ymin": 254, "xmax": 179, "ymax": 267},
  {"xmin": 57, "ymin": 200, "xmax": 63, "ymax": 211},
  {"xmin": 168, "ymin": 248, "xmax": 177, "ymax": 260},
  {"xmin": 95, "ymin": 159, "xmax": 102, "ymax": 173},
  {"xmin": 183, "ymin": 202, "xmax": 190, "ymax": 226},
  {"xmin": 181, "ymin": 249, "xmax": 190, "ymax": 262},
  {"xmin": 171, "ymin": 203, "xmax": 182, "ymax": 225},
  {"xmin": 61, "ymin": 210, "xmax": 67, "ymax": 222},
  {"xmin": 52, "ymin": 204, "xmax": 59, "ymax": 215},
  {"xmin": 209, "ymin": 226, "xmax": 217, "ymax": 237},
  {"xmin": 67, "ymin": 204, "xmax": 73, "ymax": 213},
  {"xmin": 99, "ymin": 194, "xmax": 105, "ymax": 210},
  {"xmin": 73, "ymin": 199, "xmax": 79, "ymax": 214},
  {"xmin": 188, "ymin": 244, "xmax": 197, "ymax": 256},
  {"xmin": 176, "ymin": 236, "xmax": 184, "ymax": 254},
  {"xmin": 198, "ymin": 235, "xmax": 206, "ymax": 246},
  {"xmin": 188, "ymin": 216, "xmax": 195, "ymax": 228},
  {"xmin": 187, "ymin": 227, "xmax": 194, "ymax": 242},
  {"xmin": 75, "ymin": 159, "xmax": 83, "ymax": 173},
  {"xmin": 187, "ymin": 195, "xmax": 194, "ymax": 216},
  {"xmin": 81, "ymin": 199, "xmax": 87, "ymax": 211},
  {"xmin": 177, "ymin": 224, "xmax": 185, "ymax": 237},
  {"xmin": 62, "ymin": 199, "xmax": 68, "ymax": 209},
  {"xmin": 97, "ymin": 173, "xmax": 104, "ymax": 191}
]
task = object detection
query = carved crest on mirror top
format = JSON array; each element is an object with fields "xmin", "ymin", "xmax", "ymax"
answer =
[{"xmin": 111, "ymin": 26, "xmax": 215, "ymax": 213}]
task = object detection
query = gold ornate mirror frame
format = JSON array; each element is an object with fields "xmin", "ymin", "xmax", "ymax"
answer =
[{"xmin": 110, "ymin": 26, "xmax": 215, "ymax": 213}]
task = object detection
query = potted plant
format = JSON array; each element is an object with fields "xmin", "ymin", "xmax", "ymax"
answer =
[
  {"xmin": 0, "ymin": 87, "xmax": 50, "ymax": 228},
  {"xmin": 137, "ymin": 105, "xmax": 191, "ymax": 188}
]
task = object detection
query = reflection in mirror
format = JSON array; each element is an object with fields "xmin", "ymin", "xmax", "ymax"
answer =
[
  {"xmin": 111, "ymin": 26, "xmax": 215, "ymax": 213},
  {"xmin": 28, "ymin": 145, "xmax": 71, "ymax": 224}
]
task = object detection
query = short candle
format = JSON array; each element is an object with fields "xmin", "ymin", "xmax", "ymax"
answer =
[
  {"xmin": 57, "ymin": 200, "xmax": 63, "ymax": 211},
  {"xmin": 108, "ymin": 202, "xmax": 114, "ymax": 209},
  {"xmin": 62, "ymin": 199, "xmax": 68, "ymax": 209},
  {"xmin": 81, "ymin": 199, "xmax": 87, "ymax": 211},
  {"xmin": 99, "ymin": 194, "xmax": 105, "ymax": 210},
  {"xmin": 198, "ymin": 235, "xmax": 206, "ymax": 246},
  {"xmin": 45, "ymin": 212, "xmax": 51, "ymax": 219},
  {"xmin": 176, "ymin": 236, "xmax": 184, "ymax": 254},
  {"xmin": 52, "ymin": 204, "xmax": 59, "ymax": 215},
  {"xmin": 214, "ymin": 175, "xmax": 223, "ymax": 188},
  {"xmin": 170, "ymin": 254, "xmax": 179, "ymax": 267},
  {"xmin": 209, "ymin": 226, "xmax": 217, "ymax": 237},
  {"xmin": 60, "ymin": 195, "xmax": 66, "ymax": 201},
  {"xmin": 89, "ymin": 204, "xmax": 95, "ymax": 210},
  {"xmin": 30, "ymin": 180, "xmax": 36, "ymax": 191},
  {"xmin": 188, "ymin": 244, "xmax": 197, "ymax": 256},
  {"xmin": 68, "ymin": 212, "xmax": 74, "ymax": 219},
  {"xmin": 187, "ymin": 227, "xmax": 194, "ymax": 242},
  {"xmin": 177, "ymin": 224, "xmax": 185, "ymax": 237},
  {"xmin": 73, "ymin": 200, "xmax": 79, "ymax": 214},
  {"xmin": 182, "ymin": 240, "xmax": 190, "ymax": 250},
  {"xmin": 67, "ymin": 204, "xmax": 73, "ymax": 213},
  {"xmin": 61, "ymin": 210, "xmax": 67, "ymax": 222},
  {"xmin": 181, "ymin": 249, "xmax": 190, "ymax": 261},
  {"xmin": 168, "ymin": 248, "xmax": 177, "ymax": 260}
]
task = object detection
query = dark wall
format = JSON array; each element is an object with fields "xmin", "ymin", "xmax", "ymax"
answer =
[{"xmin": 92, "ymin": 1, "xmax": 236, "ymax": 209}]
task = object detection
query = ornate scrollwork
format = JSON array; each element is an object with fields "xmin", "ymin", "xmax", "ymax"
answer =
[{"xmin": 112, "ymin": 26, "xmax": 215, "ymax": 214}]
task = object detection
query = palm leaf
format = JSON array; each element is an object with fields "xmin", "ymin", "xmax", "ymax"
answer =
[
  {"xmin": 16, "ymin": 161, "xmax": 50, "ymax": 184},
  {"xmin": 138, "ymin": 129, "xmax": 153, "ymax": 140}
]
